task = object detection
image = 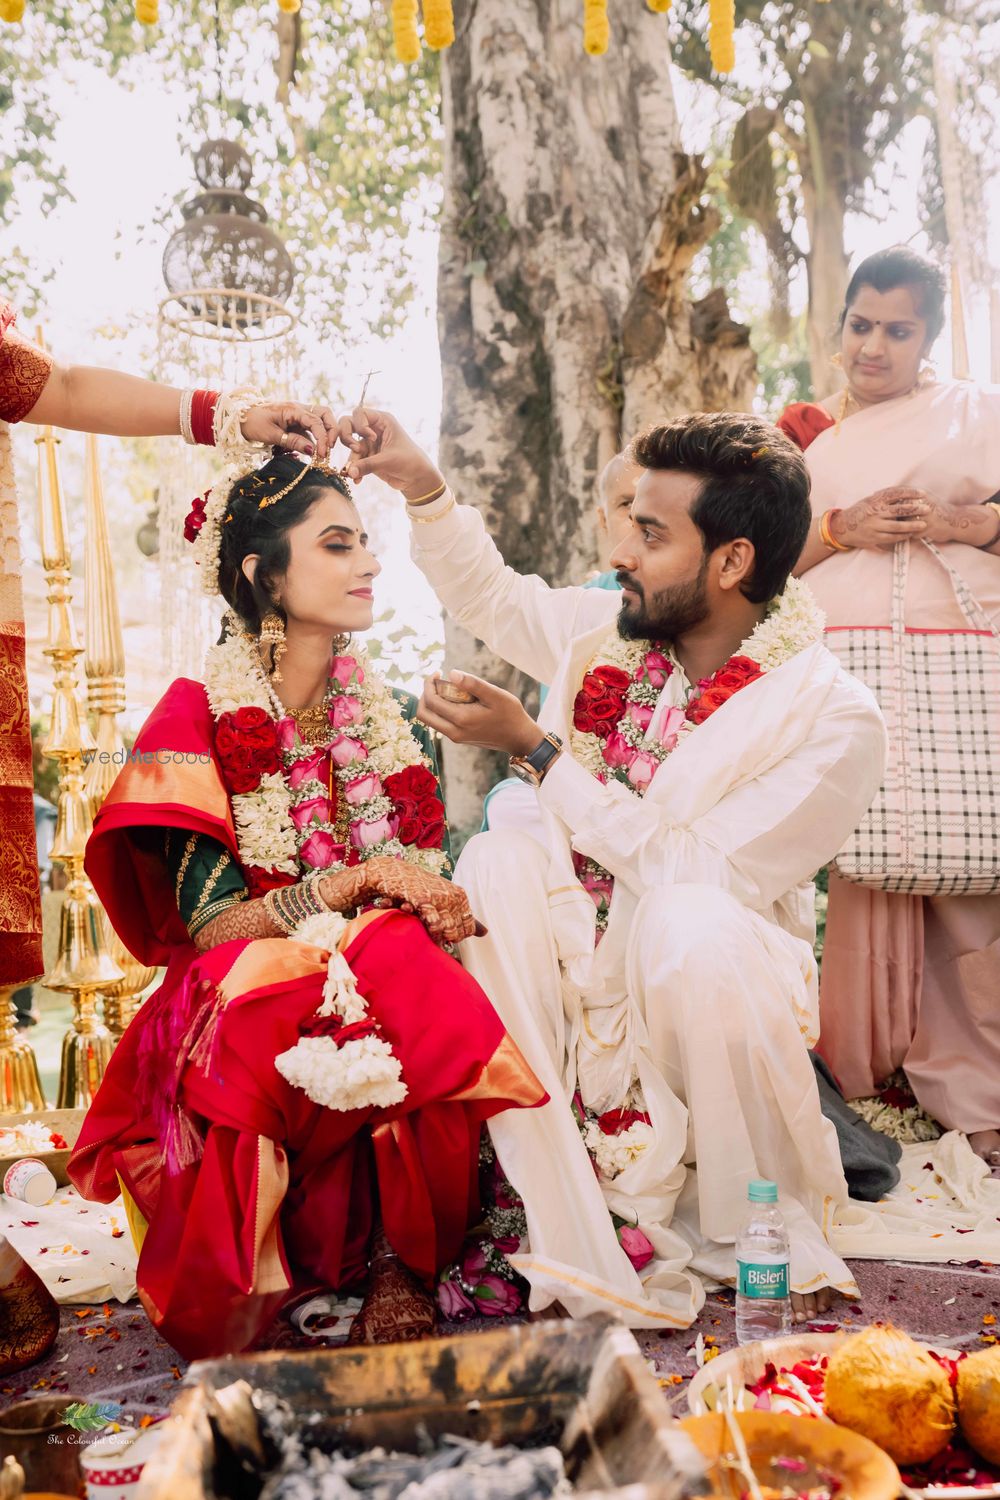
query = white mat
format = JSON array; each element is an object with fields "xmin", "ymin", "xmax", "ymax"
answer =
[
  {"xmin": 2, "ymin": 1185, "xmax": 138, "ymax": 1304},
  {"xmin": 832, "ymin": 1131, "xmax": 1000, "ymax": 1264}
]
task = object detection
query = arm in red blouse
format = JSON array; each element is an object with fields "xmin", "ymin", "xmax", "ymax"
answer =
[{"xmin": 776, "ymin": 401, "xmax": 835, "ymax": 453}]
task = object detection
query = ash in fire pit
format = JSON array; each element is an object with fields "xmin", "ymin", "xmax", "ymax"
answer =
[
  {"xmin": 257, "ymin": 1431, "xmax": 568, "ymax": 1500},
  {"xmin": 254, "ymin": 1389, "xmax": 568, "ymax": 1500}
]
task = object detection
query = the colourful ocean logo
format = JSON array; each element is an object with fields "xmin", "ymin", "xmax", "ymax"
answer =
[{"xmin": 62, "ymin": 1400, "xmax": 124, "ymax": 1433}]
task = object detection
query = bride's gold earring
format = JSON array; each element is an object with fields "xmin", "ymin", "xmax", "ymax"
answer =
[
  {"xmin": 916, "ymin": 361, "xmax": 936, "ymax": 389},
  {"xmin": 332, "ymin": 633, "xmax": 352, "ymax": 657},
  {"xmin": 259, "ymin": 610, "xmax": 287, "ymax": 683},
  {"xmin": 830, "ymin": 351, "xmax": 844, "ymax": 370}
]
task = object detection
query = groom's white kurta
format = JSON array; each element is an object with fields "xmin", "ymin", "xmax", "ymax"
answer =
[{"xmin": 410, "ymin": 489, "xmax": 887, "ymax": 1327}]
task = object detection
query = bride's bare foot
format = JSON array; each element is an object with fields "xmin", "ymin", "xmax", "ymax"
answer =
[
  {"xmin": 790, "ymin": 1286, "xmax": 838, "ymax": 1325},
  {"xmin": 969, "ymin": 1129, "xmax": 1000, "ymax": 1170},
  {"xmin": 346, "ymin": 1234, "xmax": 437, "ymax": 1345}
]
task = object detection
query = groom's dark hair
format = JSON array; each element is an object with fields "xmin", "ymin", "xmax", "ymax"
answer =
[{"xmin": 629, "ymin": 412, "xmax": 811, "ymax": 604}]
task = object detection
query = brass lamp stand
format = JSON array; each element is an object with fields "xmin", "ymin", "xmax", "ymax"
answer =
[
  {"xmin": 81, "ymin": 435, "xmax": 156, "ymax": 1034},
  {"xmin": 34, "ymin": 379, "xmax": 122, "ymax": 1109}
]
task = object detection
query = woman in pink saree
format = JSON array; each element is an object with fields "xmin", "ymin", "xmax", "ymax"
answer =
[{"xmin": 779, "ymin": 247, "xmax": 1000, "ymax": 1165}]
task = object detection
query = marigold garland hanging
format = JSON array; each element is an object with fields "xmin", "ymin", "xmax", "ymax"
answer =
[
  {"xmin": 135, "ymin": 0, "xmax": 159, "ymax": 24},
  {"xmin": 583, "ymin": 0, "xmax": 610, "ymax": 54},
  {"xmin": 0, "ymin": 0, "xmax": 24, "ymax": 20},
  {"xmin": 708, "ymin": 0, "xmax": 735, "ymax": 72},
  {"xmin": 646, "ymin": 0, "xmax": 672, "ymax": 11},
  {"xmin": 391, "ymin": 0, "xmax": 422, "ymax": 61},
  {"xmin": 278, "ymin": 0, "xmax": 302, "ymax": 12},
  {"xmin": 423, "ymin": 0, "xmax": 455, "ymax": 50}
]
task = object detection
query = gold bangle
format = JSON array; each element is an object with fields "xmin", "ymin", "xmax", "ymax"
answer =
[
  {"xmin": 819, "ymin": 509, "xmax": 852, "ymax": 553},
  {"xmin": 409, "ymin": 494, "xmax": 456, "ymax": 524},
  {"xmin": 407, "ymin": 481, "xmax": 448, "ymax": 506}
]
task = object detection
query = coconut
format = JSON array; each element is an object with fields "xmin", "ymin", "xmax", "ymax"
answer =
[
  {"xmin": 824, "ymin": 1324, "xmax": 956, "ymax": 1464},
  {"xmin": 957, "ymin": 1343, "xmax": 1000, "ymax": 1462}
]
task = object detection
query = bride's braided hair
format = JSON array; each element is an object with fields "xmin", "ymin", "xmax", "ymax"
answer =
[{"xmin": 217, "ymin": 449, "xmax": 353, "ymax": 633}]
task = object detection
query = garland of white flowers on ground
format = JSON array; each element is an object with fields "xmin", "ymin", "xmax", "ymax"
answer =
[{"xmin": 203, "ymin": 623, "xmax": 450, "ymax": 1114}]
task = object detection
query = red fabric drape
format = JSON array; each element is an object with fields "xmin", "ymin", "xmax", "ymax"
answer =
[{"xmin": 0, "ymin": 300, "xmax": 54, "ymax": 986}]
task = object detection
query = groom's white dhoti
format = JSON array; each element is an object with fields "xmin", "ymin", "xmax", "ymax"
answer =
[{"xmin": 409, "ymin": 489, "xmax": 887, "ymax": 1327}]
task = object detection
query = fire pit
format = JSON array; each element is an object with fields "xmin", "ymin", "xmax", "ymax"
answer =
[{"xmin": 136, "ymin": 1317, "xmax": 705, "ymax": 1499}]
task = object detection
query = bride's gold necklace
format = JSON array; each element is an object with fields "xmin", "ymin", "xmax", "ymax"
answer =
[{"xmin": 287, "ymin": 702, "xmax": 331, "ymax": 745}]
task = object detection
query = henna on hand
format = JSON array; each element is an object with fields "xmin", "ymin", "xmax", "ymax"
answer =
[{"xmin": 194, "ymin": 895, "xmax": 284, "ymax": 951}]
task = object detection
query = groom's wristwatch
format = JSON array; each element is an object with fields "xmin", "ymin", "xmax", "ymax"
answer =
[{"xmin": 509, "ymin": 732, "xmax": 563, "ymax": 787}]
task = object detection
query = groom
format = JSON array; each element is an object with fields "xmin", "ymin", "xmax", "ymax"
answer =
[{"xmin": 341, "ymin": 408, "xmax": 886, "ymax": 1329}]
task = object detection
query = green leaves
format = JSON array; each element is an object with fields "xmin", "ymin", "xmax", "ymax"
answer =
[{"xmin": 0, "ymin": 1, "xmax": 442, "ymax": 340}]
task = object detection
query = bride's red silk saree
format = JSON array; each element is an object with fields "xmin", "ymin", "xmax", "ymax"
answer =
[{"xmin": 69, "ymin": 678, "xmax": 545, "ymax": 1359}]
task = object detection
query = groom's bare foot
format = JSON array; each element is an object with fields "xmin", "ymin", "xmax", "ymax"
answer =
[
  {"xmin": 969, "ymin": 1129, "xmax": 1000, "ymax": 1169},
  {"xmin": 790, "ymin": 1286, "xmax": 837, "ymax": 1325}
]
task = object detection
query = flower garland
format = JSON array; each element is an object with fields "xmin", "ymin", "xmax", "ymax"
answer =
[
  {"xmin": 274, "ymin": 910, "xmax": 407, "ymax": 1113},
  {"xmin": 423, "ymin": 0, "xmax": 455, "ymax": 49},
  {"xmin": 708, "ymin": 0, "xmax": 735, "ymax": 72},
  {"xmin": 583, "ymin": 0, "xmax": 610, "ymax": 54},
  {"xmin": 436, "ymin": 1091, "xmax": 659, "ymax": 1319},
  {"xmin": 205, "ymin": 626, "xmax": 449, "ymax": 898},
  {"xmin": 203, "ymin": 626, "xmax": 449, "ymax": 1115},
  {"xmin": 570, "ymin": 577, "xmax": 823, "ymax": 933},
  {"xmin": 391, "ymin": 0, "xmax": 421, "ymax": 61}
]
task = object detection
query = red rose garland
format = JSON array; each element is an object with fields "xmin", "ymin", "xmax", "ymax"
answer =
[
  {"xmin": 571, "ymin": 644, "xmax": 766, "ymax": 934},
  {"xmin": 210, "ymin": 655, "xmax": 448, "ymax": 896}
]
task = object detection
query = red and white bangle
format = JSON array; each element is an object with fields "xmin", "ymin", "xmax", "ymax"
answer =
[{"xmin": 180, "ymin": 388, "xmax": 220, "ymax": 447}]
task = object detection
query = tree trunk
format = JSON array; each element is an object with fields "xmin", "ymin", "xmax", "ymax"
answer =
[
  {"xmin": 796, "ymin": 66, "xmax": 850, "ymax": 399},
  {"xmin": 436, "ymin": 0, "xmax": 755, "ymax": 838}
]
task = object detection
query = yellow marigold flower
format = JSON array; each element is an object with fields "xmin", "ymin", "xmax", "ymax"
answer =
[
  {"xmin": 646, "ymin": 0, "xmax": 672, "ymax": 11},
  {"xmin": 583, "ymin": 0, "xmax": 609, "ymax": 55},
  {"xmin": 278, "ymin": 0, "xmax": 301, "ymax": 11},
  {"xmin": 423, "ymin": 0, "xmax": 454, "ymax": 50},
  {"xmin": 0, "ymin": 0, "xmax": 24, "ymax": 20},
  {"xmin": 708, "ymin": 0, "xmax": 735, "ymax": 72},
  {"xmin": 392, "ymin": 0, "xmax": 421, "ymax": 62},
  {"xmin": 134, "ymin": 0, "xmax": 158, "ymax": 23}
]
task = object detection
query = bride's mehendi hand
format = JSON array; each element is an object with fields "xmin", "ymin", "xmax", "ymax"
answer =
[
  {"xmin": 318, "ymin": 865, "xmax": 370, "ymax": 913},
  {"xmin": 335, "ymin": 407, "xmax": 445, "ymax": 502},
  {"xmin": 359, "ymin": 856, "xmax": 485, "ymax": 945},
  {"xmin": 194, "ymin": 895, "xmax": 283, "ymax": 952}
]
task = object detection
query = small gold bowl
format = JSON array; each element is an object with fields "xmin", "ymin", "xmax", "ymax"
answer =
[
  {"xmin": 435, "ymin": 679, "xmax": 477, "ymax": 704},
  {"xmin": 680, "ymin": 1410, "xmax": 900, "ymax": 1499}
]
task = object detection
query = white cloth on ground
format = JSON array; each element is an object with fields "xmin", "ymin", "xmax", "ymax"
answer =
[{"xmin": 1, "ymin": 1185, "xmax": 137, "ymax": 1303}]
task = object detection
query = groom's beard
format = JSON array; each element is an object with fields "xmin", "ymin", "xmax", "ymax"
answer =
[{"xmin": 616, "ymin": 556, "xmax": 710, "ymax": 641}]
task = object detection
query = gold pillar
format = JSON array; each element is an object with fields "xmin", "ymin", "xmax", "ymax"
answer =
[
  {"xmin": 34, "ymin": 344, "xmax": 123, "ymax": 1108},
  {"xmin": 81, "ymin": 435, "xmax": 156, "ymax": 1035},
  {"xmin": 0, "ymin": 986, "xmax": 46, "ymax": 1113}
]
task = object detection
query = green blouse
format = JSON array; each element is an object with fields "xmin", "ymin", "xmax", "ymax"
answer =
[{"xmin": 166, "ymin": 690, "xmax": 450, "ymax": 937}]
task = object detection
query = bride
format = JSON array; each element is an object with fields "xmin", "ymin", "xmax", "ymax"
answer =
[{"xmin": 68, "ymin": 429, "xmax": 545, "ymax": 1359}]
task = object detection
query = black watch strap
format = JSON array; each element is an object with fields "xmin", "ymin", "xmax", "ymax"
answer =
[{"xmin": 510, "ymin": 732, "xmax": 563, "ymax": 785}]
